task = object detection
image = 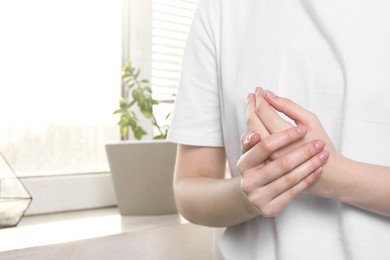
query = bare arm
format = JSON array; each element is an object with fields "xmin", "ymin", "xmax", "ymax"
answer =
[
  {"xmin": 173, "ymin": 124, "xmax": 329, "ymax": 227},
  {"xmin": 323, "ymin": 157, "xmax": 390, "ymax": 216},
  {"xmin": 173, "ymin": 145, "xmax": 258, "ymax": 227}
]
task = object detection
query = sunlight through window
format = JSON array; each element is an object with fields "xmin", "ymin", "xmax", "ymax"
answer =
[{"xmin": 0, "ymin": 1, "xmax": 121, "ymax": 177}]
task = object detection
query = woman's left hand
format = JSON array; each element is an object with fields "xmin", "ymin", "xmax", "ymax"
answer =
[{"xmin": 245, "ymin": 87, "xmax": 343, "ymax": 196}]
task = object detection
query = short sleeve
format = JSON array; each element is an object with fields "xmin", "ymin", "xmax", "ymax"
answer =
[{"xmin": 167, "ymin": 0, "xmax": 223, "ymax": 147}]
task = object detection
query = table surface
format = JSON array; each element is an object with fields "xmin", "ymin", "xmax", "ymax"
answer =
[{"xmin": 0, "ymin": 207, "xmax": 214, "ymax": 259}]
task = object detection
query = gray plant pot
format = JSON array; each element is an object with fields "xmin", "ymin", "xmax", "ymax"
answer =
[{"xmin": 105, "ymin": 140, "xmax": 177, "ymax": 215}]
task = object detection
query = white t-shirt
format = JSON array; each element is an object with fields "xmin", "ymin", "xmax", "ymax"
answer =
[{"xmin": 167, "ymin": 0, "xmax": 390, "ymax": 259}]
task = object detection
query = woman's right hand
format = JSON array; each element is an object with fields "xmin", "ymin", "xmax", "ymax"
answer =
[{"xmin": 237, "ymin": 126, "xmax": 330, "ymax": 217}]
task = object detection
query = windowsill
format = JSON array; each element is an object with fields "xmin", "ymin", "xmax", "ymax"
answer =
[{"xmin": 0, "ymin": 207, "xmax": 214, "ymax": 259}]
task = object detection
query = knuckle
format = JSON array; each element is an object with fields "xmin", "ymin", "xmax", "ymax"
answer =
[
  {"xmin": 241, "ymin": 179, "xmax": 251, "ymax": 195},
  {"xmin": 304, "ymin": 142, "xmax": 315, "ymax": 156},
  {"xmin": 271, "ymin": 148, "xmax": 285, "ymax": 160},
  {"xmin": 285, "ymin": 127, "xmax": 298, "ymax": 140},
  {"xmin": 247, "ymin": 190, "xmax": 268, "ymax": 213},
  {"xmin": 246, "ymin": 116, "xmax": 254, "ymax": 127},
  {"xmin": 260, "ymin": 139, "xmax": 273, "ymax": 154},
  {"xmin": 282, "ymin": 172, "xmax": 296, "ymax": 187},
  {"xmin": 260, "ymin": 205, "xmax": 278, "ymax": 217},
  {"xmin": 285, "ymin": 187, "xmax": 299, "ymax": 201},
  {"xmin": 248, "ymin": 194, "xmax": 259, "ymax": 206},
  {"xmin": 279, "ymin": 156, "xmax": 292, "ymax": 172}
]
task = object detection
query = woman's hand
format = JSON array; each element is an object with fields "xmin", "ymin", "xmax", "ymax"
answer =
[
  {"xmin": 252, "ymin": 87, "xmax": 338, "ymax": 157},
  {"xmin": 236, "ymin": 125, "xmax": 330, "ymax": 217},
  {"xmin": 243, "ymin": 88, "xmax": 390, "ymax": 217},
  {"xmin": 247, "ymin": 87, "xmax": 346, "ymax": 196}
]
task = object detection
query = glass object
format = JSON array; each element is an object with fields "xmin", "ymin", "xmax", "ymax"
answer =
[{"xmin": 0, "ymin": 153, "xmax": 32, "ymax": 228}]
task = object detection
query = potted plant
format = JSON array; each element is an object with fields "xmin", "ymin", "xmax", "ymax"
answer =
[{"xmin": 105, "ymin": 60, "xmax": 177, "ymax": 215}]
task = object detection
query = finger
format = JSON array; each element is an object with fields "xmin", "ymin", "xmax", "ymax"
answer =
[
  {"xmin": 250, "ymin": 139, "xmax": 327, "ymax": 191},
  {"xmin": 261, "ymin": 168, "xmax": 323, "ymax": 217},
  {"xmin": 242, "ymin": 145, "xmax": 328, "ymax": 217},
  {"xmin": 255, "ymin": 87, "xmax": 292, "ymax": 134},
  {"xmin": 263, "ymin": 89, "xmax": 315, "ymax": 125},
  {"xmin": 263, "ymin": 148, "xmax": 329, "ymax": 201},
  {"xmin": 241, "ymin": 131, "xmax": 261, "ymax": 154},
  {"xmin": 247, "ymin": 92, "xmax": 270, "ymax": 138},
  {"xmin": 236, "ymin": 125, "xmax": 308, "ymax": 173}
]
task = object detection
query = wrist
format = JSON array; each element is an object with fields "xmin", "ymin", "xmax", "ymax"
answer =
[
  {"xmin": 238, "ymin": 177, "xmax": 262, "ymax": 216},
  {"xmin": 305, "ymin": 152, "xmax": 348, "ymax": 200}
]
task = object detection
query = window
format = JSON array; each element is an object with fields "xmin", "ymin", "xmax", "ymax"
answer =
[
  {"xmin": 125, "ymin": 0, "xmax": 198, "ymax": 130},
  {"xmin": 152, "ymin": 0, "xmax": 198, "ymax": 127},
  {"xmin": 0, "ymin": 0, "xmax": 121, "ymax": 177},
  {"xmin": 0, "ymin": 0, "xmax": 198, "ymax": 214},
  {"xmin": 151, "ymin": 0, "xmax": 198, "ymax": 101}
]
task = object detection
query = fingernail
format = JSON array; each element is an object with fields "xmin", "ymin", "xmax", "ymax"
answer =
[
  {"xmin": 295, "ymin": 125, "xmax": 308, "ymax": 134},
  {"xmin": 245, "ymin": 132, "xmax": 255, "ymax": 144},
  {"xmin": 318, "ymin": 150, "xmax": 330, "ymax": 161},
  {"xmin": 315, "ymin": 140, "xmax": 325, "ymax": 150},
  {"xmin": 247, "ymin": 93, "xmax": 254, "ymax": 101},
  {"xmin": 255, "ymin": 87, "xmax": 263, "ymax": 94},
  {"xmin": 264, "ymin": 89, "xmax": 277, "ymax": 99}
]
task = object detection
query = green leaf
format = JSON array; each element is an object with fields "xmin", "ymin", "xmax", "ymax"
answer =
[
  {"xmin": 137, "ymin": 98, "xmax": 145, "ymax": 109},
  {"xmin": 116, "ymin": 60, "xmax": 172, "ymax": 140},
  {"xmin": 141, "ymin": 110, "xmax": 153, "ymax": 119},
  {"xmin": 153, "ymin": 134, "xmax": 165, "ymax": 140},
  {"xmin": 122, "ymin": 61, "xmax": 131, "ymax": 73},
  {"xmin": 126, "ymin": 82, "xmax": 136, "ymax": 89},
  {"xmin": 128, "ymin": 117, "xmax": 136, "ymax": 128},
  {"xmin": 132, "ymin": 88, "xmax": 142, "ymax": 100},
  {"xmin": 120, "ymin": 126, "xmax": 128, "ymax": 139},
  {"xmin": 133, "ymin": 126, "xmax": 147, "ymax": 140}
]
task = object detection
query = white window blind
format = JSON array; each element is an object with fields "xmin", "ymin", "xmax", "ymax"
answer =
[{"xmin": 151, "ymin": 0, "xmax": 198, "ymax": 103}]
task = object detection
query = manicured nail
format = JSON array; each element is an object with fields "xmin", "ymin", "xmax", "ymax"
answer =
[
  {"xmin": 245, "ymin": 132, "xmax": 255, "ymax": 144},
  {"xmin": 318, "ymin": 150, "xmax": 330, "ymax": 161},
  {"xmin": 295, "ymin": 125, "xmax": 308, "ymax": 134},
  {"xmin": 315, "ymin": 140, "xmax": 325, "ymax": 150},
  {"xmin": 264, "ymin": 89, "xmax": 277, "ymax": 99},
  {"xmin": 255, "ymin": 87, "xmax": 263, "ymax": 94}
]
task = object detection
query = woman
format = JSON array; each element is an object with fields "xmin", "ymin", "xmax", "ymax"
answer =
[{"xmin": 167, "ymin": 0, "xmax": 390, "ymax": 259}]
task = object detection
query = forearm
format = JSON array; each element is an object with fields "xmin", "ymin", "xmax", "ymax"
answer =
[
  {"xmin": 174, "ymin": 176, "xmax": 259, "ymax": 227},
  {"xmin": 310, "ymin": 155, "xmax": 390, "ymax": 217}
]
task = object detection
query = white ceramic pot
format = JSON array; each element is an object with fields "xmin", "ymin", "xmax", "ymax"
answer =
[{"xmin": 105, "ymin": 140, "xmax": 177, "ymax": 215}]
